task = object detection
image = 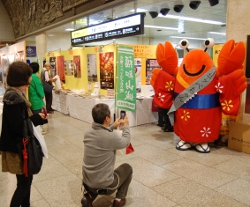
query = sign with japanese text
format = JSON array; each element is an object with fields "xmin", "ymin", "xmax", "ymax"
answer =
[
  {"xmin": 116, "ymin": 45, "xmax": 136, "ymax": 112},
  {"xmin": 71, "ymin": 13, "xmax": 145, "ymax": 45},
  {"xmin": 133, "ymin": 45, "xmax": 157, "ymax": 58}
]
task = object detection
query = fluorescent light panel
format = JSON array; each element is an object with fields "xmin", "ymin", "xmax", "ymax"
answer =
[
  {"xmin": 130, "ymin": 8, "xmax": 147, "ymax": 13},
  {"xmin": 208, "ymin": 31, "xmax": 226, "ymax": 35},
  {"xmin": 65, "ymin": 28, "xmax": 74, "ymax": 31},
  {"xmin": 170, "ymin": 36, "xmax": 206, "ymax": 41},
  {"xmin": 145, "ymin": 25, "xmax": 178, "ymax": 30},
  {"xmin": 159, "ymin": 14, "xmax": 225, "ymax": 25}
]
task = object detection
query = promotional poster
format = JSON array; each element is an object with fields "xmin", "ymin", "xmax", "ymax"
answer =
[{"xmin": 99, "ymin": 52, "xmax": 114, "ymax": 89}]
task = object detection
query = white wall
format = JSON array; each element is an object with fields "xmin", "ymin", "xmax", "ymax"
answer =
[{"xmin": 46, "ymin": 33, "xmax": 72, "ymax": 52}]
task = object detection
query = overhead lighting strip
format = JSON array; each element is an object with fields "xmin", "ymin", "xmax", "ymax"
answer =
[
  {"xmin": 159, "ymin": 14, "xmax": 225, "ymax": 25},
  {"xmin": 145, "ymin": 25, "xmax": 178, "ymax": 30},
  {"xmin": 169, "ymin": 36, "xmax": 206, "ymax": 41},
  {"xmin": 208, "ymin": 31, "xmax": 226, "ymax": 35}
]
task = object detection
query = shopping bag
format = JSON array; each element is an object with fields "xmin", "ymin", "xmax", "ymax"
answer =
[
  {"xmin": 32, "ymin": 124, "xmax": 49, "ymax": 158},
  {"xmin": 22, "ymin": 136, "xmax": 43, "ymax": 177},
  {"xmin": 115, "ymin": 130, "xmax": 134, "ymax": 155},
  {"xmin": 126, "ymin": 143, "xmax": 134, "ymax": 154}
]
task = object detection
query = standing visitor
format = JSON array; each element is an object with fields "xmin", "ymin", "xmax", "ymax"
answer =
[
  {"xmin": 0, "ymin": 61, "xmax": 47, "ymax": 207},
  {"xmin": 29, "ymin": 62, "xmax": 48, "ymax": 134},
  {"xmin": 41, "ymin": 62, "xmax": 57, "ymax": 114}
]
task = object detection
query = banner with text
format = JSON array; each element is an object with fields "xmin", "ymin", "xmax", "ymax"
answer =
[{"xmin": 116, "ymin": 45, "xmax": 136, "ymax": 112}]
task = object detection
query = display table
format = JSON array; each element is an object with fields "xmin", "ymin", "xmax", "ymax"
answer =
[
  {"xmin": 52, "ymin": 91, "xmax": 158, "ymax": 126},
  {"xmin": 52, "ymin": 91, "xmax": 69, "ymax": 115},
  {"xmin": 67, "ymin": 94, "xmax": 115, "ymax": 123}
]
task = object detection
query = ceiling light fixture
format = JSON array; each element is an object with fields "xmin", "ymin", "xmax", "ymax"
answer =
[
  {"xmin": 160, "ymin": 8, "xmax": 170, "ymax": 16},
  {"xmin": 208, "ymin": 0, "xmax": 219, "ymax": 6},
  {"xmin": 145, "ymin": 25, "xmax": 178, "ymax": 30},
  {"xmin": 189, "ymin": 1, "xmax": 201, "ymax": 10},
  {"xmin": 173, "ymin": 4, "xmax": 184, "ymax": 13},
  {"xmin": 169, "ymin": 36, "xmax": 206, "ymax": 41},
  {"xmin": 149, "ymin": 7, "xmax": 158, "ymax": 19},
  {"xmin": 149, "ymin": 11, "xmax": 158, "ymax": 19},
  {"xmin": 159, "ymin": 14, "xmax": 225, "ymax": 25}
]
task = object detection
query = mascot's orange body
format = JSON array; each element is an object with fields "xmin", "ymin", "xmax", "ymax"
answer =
[{"xmin": 151, "ymin": 39, "xmax": 246, "ymax": 152}]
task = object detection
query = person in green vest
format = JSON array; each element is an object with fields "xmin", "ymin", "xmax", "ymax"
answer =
[{"xmin": 28, "ymin": 62, "xmax": 48, "ymax": 135}]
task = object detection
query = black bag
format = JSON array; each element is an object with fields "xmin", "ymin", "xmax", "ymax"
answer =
[
  {"xmin": 28, "ymin": 134, "xmax": 43, "ymax": 174},
  {"xmin": 22, "ymin": 106, "xmax": 43, "ymax": 177},
  {"xmin": 42, "ymin": 70, "xmax": 53, "ymax": 93},
  {"xmin": 43, "ymin": 82, "xmax": 53, "ymax": 93}
]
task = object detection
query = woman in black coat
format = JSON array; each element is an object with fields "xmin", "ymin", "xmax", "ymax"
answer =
[{"xmin": 0, "ymin": 62, "xmax": 47, "ymax": 207}]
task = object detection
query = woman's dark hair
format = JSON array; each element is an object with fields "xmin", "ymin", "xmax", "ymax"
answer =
[
  {"xmin": 29, "ymin": 62, "xmax": 39, "ymax": 73},
  {"xmin": 92, "ymin": 103, "xmax": 110, "ymax": 124},
  {"xmin": 7, "ymin": 61, "xmax": 32, "ymax": 87}
]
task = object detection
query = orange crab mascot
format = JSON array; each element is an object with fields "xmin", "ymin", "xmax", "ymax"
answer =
[{"xmin": 150, "ymin": 39, "xmax": 246, "ymax": 153}]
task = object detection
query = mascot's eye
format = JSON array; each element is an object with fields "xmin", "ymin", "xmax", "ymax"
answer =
[
  {"xmin": 179, "ymin": 39, "xmax": 189, "ymax": 50},
  {"xmin": 204, "ymin": 38, "xmax": 215, "ymax": 49}
]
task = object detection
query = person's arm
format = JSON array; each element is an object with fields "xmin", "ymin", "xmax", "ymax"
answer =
[
  {"xmin": 45, "ymin": 70, "xmax": 57, "ymax": 83},
  {"xmin": 110, "ymin": 116, "xmax": 131, "ymax": 149}
]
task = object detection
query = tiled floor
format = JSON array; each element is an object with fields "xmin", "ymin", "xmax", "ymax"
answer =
[{"xmin": 1, "ymin": 111, "xmax": 250, "ymax": 207}]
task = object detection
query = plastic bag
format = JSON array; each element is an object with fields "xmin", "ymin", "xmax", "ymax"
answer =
[{"xmin": 32, "ymin": 124, "xmax": 49, "ymax": 158}]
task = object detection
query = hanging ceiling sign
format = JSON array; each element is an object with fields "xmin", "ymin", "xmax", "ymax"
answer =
[{"xmin": 71, "ymin": 13, "xmax": 145, "ymax": 46}]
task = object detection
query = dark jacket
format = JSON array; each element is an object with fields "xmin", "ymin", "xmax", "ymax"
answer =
[{"xmin": 0, "ymin": 88, "xmax": 44, "ymax": 153}]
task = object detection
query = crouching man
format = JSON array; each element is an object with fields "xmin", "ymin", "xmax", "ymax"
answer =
[{"xmin": 81, "ymin": 103, "xmax": 133, "ymax": 207}]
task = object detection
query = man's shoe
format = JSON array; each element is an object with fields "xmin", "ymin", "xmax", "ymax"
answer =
[
  {"xmin": 81, "ymin": 193, "xmax": 96, "ymax": 207},
  {"xmin": 113, "ymin": 198, "xmax": 126, "ymax": 207}
]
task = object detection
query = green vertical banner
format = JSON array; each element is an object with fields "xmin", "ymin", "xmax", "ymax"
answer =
[{"xmin": 116, "ymin": 45, "xmax": 136, "ymax": 112}]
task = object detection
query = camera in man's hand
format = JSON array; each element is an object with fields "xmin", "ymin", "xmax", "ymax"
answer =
[{"xmin": 120, "ymin": 110, "xmax": 126, "ymax": 120}]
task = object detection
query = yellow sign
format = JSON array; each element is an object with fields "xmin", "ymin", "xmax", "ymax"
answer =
[
  {"xmin": 213, "ymin": 44, "xmax": 224, "ymax": 67},
  {"xmin": 134, "ymin": 45, "xmax": 156, "ymax": 58}
]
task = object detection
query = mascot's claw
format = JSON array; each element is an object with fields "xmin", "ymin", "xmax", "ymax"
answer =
[
  {"xmin": 156, "ymin": 42, "xmax": 178, "ymax": 75},
  {"xmin": 195, "ymin": 143, "xmax": 210, "ymax": 153},
  {"xmin": 150, "ymin": 68, "xmax": 161, "ymax": 87},
  {"xmin": 233, "ymin": 69, "xmax": 247, "ymax": 95},
  {"xmin": 176, "ymin": 140, "xmax": 192, "ymax": 151},
  {"xmin": 216, "ymin": 40, "xmax": 245, "ymax": 77}
]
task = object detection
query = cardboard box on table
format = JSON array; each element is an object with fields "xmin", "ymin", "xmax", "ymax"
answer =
[{"xmin": 228, "ymin": 122, "xmax": 250, "ymax": 154}]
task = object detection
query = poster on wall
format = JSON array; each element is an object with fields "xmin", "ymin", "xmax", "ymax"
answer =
[
  {"xmin": 145, "ymin": 59, "xmax": 160, "ymax": 85},
  {"xmin": 57, "ymin": 56, "xmax": 65, "ymax": 83},
  {"xmin": 73, "ymin": 55, "xmax": 81, "ymax": 78},
  {"xmin": 87, "ymin": 54, "xmax": 97, "ymax": 82},
  {"xmin": 49, "ymin": 57, "xmax": 56, "ymax": 78},
  {"xmin": 26, "ymin": 46, "xmax": 36, "ymax": 57},
  {"xmin": 15, "ymin": 51, "xmax": 24, "ymax": 62},
  {"xmin": 134, "ymin": 58, "xmax": 141, "ymax": 93},
  {"xmin": 116, "ymin": 45, "xmax": 136, "ymax": 112},
  {"xmin": 99, "ymin": 52, "xmax": 114, "ymax": 89},
  {"xmin": 64, "ymin": 60, "xmax": 73, "ymax": 76}
]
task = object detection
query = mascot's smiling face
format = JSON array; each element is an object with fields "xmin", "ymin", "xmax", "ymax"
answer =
[{"xmin": 178, "ymin": 49, "xmax": 214, "ymax": 84}]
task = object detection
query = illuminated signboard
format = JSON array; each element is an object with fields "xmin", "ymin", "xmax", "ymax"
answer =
[{"xmin": 71, "ymin": 13, "xmax": 145, "ymax": 45}]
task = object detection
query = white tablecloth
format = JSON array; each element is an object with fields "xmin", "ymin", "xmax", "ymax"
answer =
[
  {"xmin": 52, "ymin": 92, "xmax": 158, "ymax": 126},
  {"xmin": 52, "ymin": 91, "xmax": 69, "ymax": 114}
]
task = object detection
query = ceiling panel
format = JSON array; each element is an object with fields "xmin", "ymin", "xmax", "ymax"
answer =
[{"xmin": 46, "ymin": 0, "xmax": 227, "ymax": 43}]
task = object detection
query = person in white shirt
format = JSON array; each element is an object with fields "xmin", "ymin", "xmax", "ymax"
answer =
[{"xmin": 41, "ymin": 62, "xmax": 57, "ymax": 114}]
